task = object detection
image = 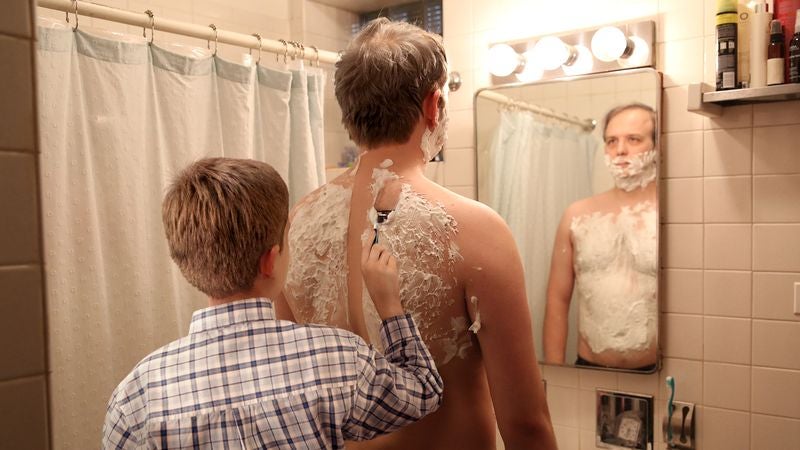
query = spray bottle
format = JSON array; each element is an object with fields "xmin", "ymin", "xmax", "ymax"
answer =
[{"xmin": 717, "ymin": 0, "xmax": 739, "ymax": 90}]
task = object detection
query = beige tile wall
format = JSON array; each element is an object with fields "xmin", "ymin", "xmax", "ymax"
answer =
[
  {"xmin": 0, "ymin": 0, "xmax": 49, "ymax": 448},
  {"xmin": 439, "ymin": 0, "xmax": 800, "ymax": 449}
]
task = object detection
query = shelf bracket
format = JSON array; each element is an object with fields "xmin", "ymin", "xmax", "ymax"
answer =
[{"xmin": 687, "ymin": 83, "xmax": 722, "ymax": 117}]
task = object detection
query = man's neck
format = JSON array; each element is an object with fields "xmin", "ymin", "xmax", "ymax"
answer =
[{"xmin": 355, "ymin": 124, "xmax": 429, "ymax": 178}]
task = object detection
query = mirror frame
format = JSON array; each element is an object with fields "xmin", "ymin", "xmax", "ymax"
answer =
[{"xmin": 472, "ymin": 67, "xmax": 663, "ymax": 374}]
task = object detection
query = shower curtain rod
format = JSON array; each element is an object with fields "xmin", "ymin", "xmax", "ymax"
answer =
[
  {"xmin": 38, "ymin": 0, "xmax": 341, "ymax": 65},
  {"xmin": 480, "ymin": 90, "xmax": 596, "ymax": 131}
]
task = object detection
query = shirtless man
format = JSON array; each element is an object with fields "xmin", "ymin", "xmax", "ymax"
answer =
[
  {"xmin": 543, "ymin": 103, "xmax": 658, "ymax": 371},
  {"xmin": 281, "ymin": 18, "xmax": 556, "ymax": 450}
]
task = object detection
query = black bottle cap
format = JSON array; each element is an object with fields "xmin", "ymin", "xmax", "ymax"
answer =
[{"xmin": 770, "ymin": 19, "xmax": 783, "ymax": 36}]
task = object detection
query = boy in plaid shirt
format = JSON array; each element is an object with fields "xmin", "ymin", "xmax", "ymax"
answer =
[{"xmin": 102, "ymin": 157, "xmax": 442, "ymax": 449}]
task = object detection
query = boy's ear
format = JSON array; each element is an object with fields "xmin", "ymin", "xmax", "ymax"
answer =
[
  {"xmin": 258, "ymin": 245, "xmax": 280, "ymax": 278},
  {"xmin": 422, "ymin": 89, "xmax": 442, "ymax": 129}
]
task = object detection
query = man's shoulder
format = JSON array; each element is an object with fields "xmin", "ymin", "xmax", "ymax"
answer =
[
  {"xmin": 443, "ymin": 191, "xmax": 508, "ymax": 235},
  {"xmin": 290, "ymin": 178, "xmax": 352, "ymax": 220},
  {"xmin": 562, "ymin": 192, "xmax": 610, "ymax": 220}
]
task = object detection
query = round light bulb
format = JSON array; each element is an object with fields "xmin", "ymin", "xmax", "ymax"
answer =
[
  {"xmin": 516, "ymin": 51, "xmax": 544, "ymax": 82},
  {"xmin": 488, "ymin": 44, "xmax": 521, "ymax": 77},
  {"xmin": 533, "ymin": 36, "xmax": 570, "ymax": 71},
  {"xmin": 562, "ymin": 45, "xmax": 593, "ymax": 76},
  {"xmin": 591, "ymin": 26, "xmax": 628, "ymax": 62},
  {"xmin": 618, "ymin": 35, "xmax": 649, "ymax": 68}
]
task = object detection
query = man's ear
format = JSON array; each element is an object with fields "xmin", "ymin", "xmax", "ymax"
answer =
[
  {"xmin": 258, "ymin": 245, "xmax": 280, "ymax": 278},
  {"xmin": 422, "ymin": 89, "xmax": 442, "ymax": 129}
]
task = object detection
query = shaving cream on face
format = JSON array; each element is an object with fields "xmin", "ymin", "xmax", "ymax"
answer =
[
  {"xmin": 420, "ymin": 88, "xmax": 450, "ymax": 162},
  {"xmin": 604, "ymin": 149, "xmax": 657, "ymax": 192}
]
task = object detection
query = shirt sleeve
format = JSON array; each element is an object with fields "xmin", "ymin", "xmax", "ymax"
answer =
[
  {"xmin": 343, "ymin": 313, "xmax": 444, "ymax": 441},
  {"xmin": 101, "ymin": 398, "xmax": 138, "ymax": 449}
]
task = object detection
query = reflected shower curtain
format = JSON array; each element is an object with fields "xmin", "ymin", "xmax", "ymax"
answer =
[
  {"xmin": 488, "ymin": 109, "xmax": 595, "ymax": 364},
  {"xmin": 37, "ymin": 27, "xmax": 324, "ymax": 449}
]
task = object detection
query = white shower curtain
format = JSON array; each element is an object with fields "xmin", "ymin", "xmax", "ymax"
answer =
[
  {"xmin": 36, "ymin": 26, "xmax": 325, "ymax": 449},
  {"xmin": 488, "ymin": 109, "xmax": 596, "ymax": 364}
]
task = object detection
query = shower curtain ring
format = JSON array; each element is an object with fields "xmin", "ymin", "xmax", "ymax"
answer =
[
  {"xmin": 286, "ymin": 41, "xmax": 293, "ymax": 60},
  {"xmin": 144, "ymin": 10, "xmax": 155, "ymax": 44},
  {"xmin": 310, "ymin": 45, "xmax": 320, "ymax": 67},
  {"xmin": 68, "ymin": 0, "xmax": 79, "ymax": 31},
  {"xmin": 288, "ymin": 41, "xmax": 299, "ymax": 60},
  {"xmin": 208, "ymin": 24, "xmax": 218, "ymax": 56},
  {"xmin": 251, "ymin": 33, "xmax": 263, "ymax": 65},
  {"xmin": 278, "ymin": 39, "xmax": 288, "ymax": 63},
  {"xmin": 293, "ymin": 42, "xmax": 303, "ymax": 61},
  {"xmin": 299, "ymin": 43, "xmax": 306, "ymax": 62}
]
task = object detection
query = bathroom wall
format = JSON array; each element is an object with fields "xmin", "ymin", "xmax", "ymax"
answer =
[
  {"xmin": 0, "ymin": 0, "xmax": 50, "ymax": 449},
  {"xmin": 441, "ymin": 0, "xmax": 800, "ymax": 449}
]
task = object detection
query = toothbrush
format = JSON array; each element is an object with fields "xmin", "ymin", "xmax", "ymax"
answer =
[{"xmin": 666, "ymin": 376, "xmax": 675, "ymax": 444}]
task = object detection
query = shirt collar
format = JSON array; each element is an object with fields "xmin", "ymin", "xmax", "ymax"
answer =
[{"xmin": 189, "ymin": 298, "xmax": 276, "ymax": 334}]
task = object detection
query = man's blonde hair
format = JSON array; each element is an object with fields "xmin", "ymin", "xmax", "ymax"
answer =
[
  {"xmin": 335, "ymin": 17, "xmax": 448, "ymax": 149},
  {"xmin": 162, "ymin": 157, "xmax": 288, "ymax": 298}
]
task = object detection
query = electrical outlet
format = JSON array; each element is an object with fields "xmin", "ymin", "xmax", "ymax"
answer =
[{"xmin": 794, "ymin": 282, "xmax": 800, "ymax": 315}]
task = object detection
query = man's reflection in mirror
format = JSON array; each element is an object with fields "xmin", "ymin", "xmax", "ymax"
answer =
[{"xmin": 543, "ymin": 103, "xmax": 658, "ymax": 371}]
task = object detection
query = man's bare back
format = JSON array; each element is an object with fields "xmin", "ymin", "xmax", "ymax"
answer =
[{"xmin": 285, "ymin": 154, "xmax": 553, "ymax": 449}]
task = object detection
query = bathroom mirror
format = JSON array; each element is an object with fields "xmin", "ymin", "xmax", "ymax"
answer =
[{"xmin": 475, "ymin": 68, "xmax": 661, "ymax": 373}]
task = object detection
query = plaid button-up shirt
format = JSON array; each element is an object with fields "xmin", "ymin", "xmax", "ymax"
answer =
[{"xmin": 102, "ymin": 298, "xmax": 443, "ymax": 449}]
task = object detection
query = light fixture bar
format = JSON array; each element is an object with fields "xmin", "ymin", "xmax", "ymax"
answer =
[{"xmin": 488, "ymin": 19, "xmax": 655, "ymax": 86}]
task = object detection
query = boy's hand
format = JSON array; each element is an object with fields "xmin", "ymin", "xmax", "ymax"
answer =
[{"xmin": 361, "ymin": 240, "xmax": 404, "ymax": 319}]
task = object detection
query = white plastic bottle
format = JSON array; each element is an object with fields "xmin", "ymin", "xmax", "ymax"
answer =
[
  {"xmin": 737, "ymin": 1, "xmax": 753, "ymax": 88},
  {"xmin": 750, "ymin": 2, "xmax": 772, "ymax": 87}
]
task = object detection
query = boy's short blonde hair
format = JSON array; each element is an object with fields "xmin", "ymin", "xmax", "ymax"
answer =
[{"xmin": 162, "ymin": 157, "xmax": 288, "ymax": 298}]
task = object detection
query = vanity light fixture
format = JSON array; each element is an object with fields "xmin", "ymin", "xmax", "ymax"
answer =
[
  {"xmin": 618, "ymin": 35, "xmax": 650, "ymax": 68},
  {"xmin": 515, "ymin": 50, "xmax": 544, "ymax": 82},
  {"xmin": 590, "ymin": 26, "xmax": 632, "ymax": 62},
  {"xmin": 488, "ymin": 43, "xmax": 523, "ymax": 77},
  {"xmin": 487, "ymin": 20, "xmax": 655, "ymax": 85},
  {"xmin": 561, "ymin": 44, "xmax": 593, "ymax": 76},
  {"xmin": 532, "ymin": 36, "xmax": 575, "ymax": 70}
]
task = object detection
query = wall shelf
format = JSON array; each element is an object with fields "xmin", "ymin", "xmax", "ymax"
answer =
[{"xmin": 687, "ymin": 82, "xmax": 800, "ymax": 117}]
